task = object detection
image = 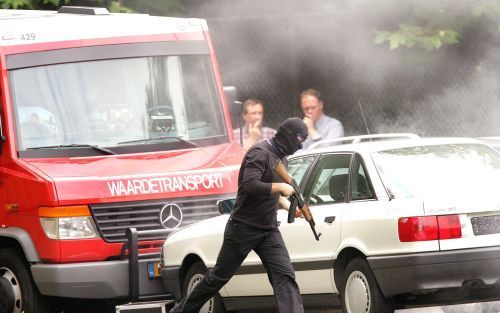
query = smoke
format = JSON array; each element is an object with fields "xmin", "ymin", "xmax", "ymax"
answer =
[
  {"xmin": 183, "ymin": 0, "xmax": 500, "ymax": 137},
  {"xmin": 175, "ymin": 2, "xmax": 500, "ymax": 309}
]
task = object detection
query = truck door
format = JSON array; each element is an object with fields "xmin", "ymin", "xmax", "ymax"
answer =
[{"xmin": 0, "ymin": 89, "xmax": 5, "ymax": 226}]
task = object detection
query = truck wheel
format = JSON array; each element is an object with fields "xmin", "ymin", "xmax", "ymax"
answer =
[
  {"xmin": 340, "ymin": 258, "xmax": 393, "ymax": 313},
  {"xmin": 183, "ymin": 262, "xmax": 226, "ymax": 313},
  {"xmin": 0, "ymin": 248, "xmax": 51, "ymax": 313}
]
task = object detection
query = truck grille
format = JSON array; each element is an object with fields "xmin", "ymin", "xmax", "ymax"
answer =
[{"xmin": 90, "ymin": 194, "xmax": 234, "ymax": 243}]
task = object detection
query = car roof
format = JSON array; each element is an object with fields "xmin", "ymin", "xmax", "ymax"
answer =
[
  {"xmin": 478, "ymin": 137, "xmax": 500, "ymax": 146},
  {"xmin": 292, "ymin": 136, "xmax": 485, "ymax": 158},
  {"xmin": 0, "ymin": 7, "xmax": 207, "ymax": 47}
]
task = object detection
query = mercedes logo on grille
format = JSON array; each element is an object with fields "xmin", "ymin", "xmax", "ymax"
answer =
[{"xmin": 159, "ymin": 203, "xmax": 183, "ymax": 230}]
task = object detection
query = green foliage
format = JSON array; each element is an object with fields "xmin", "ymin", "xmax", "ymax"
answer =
[
  {"xmin": 375, "ymin": 0, "xmax": 499, "ymax": 51},
  {"xmin": 41, "ymin": 0, "xmax": 61, "ymax": 6},
  {"xmin": 0, "ymin": 0, "xmax": 182, "ymax": 16},
  {"xmin": 123, "ymin": 0, "xmax": 183, "ymax": 16},
  {"xmin": 375, "ymin": 24, "xmax": 460, "ymax": 51},
  {"xmin": 1, "ymin": 0, "xmax": 31, "ymax": 9},
  {"xmin": 473, "ymin": 0, "xmax": 500, "ymax": 18},
  {"xmin": 109, "ymin": 0, "xmax": 134, "ymax": 13}
]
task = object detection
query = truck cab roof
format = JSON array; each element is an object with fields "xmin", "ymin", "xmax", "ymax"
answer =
[{"xmin": 0, "ymin": 7, "xmax": 208, "ymax": 48}]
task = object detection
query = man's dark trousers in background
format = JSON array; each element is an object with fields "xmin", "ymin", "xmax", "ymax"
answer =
[{"xmin": 170, "ymin": 219, "xmax": 305, "ymax": 313}]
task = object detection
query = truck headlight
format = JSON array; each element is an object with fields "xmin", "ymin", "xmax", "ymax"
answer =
[
  {"xmin": 40, "ymin": 217, "xmax": 99, "ymax": 239},
  {"xmin": 39, "ymin": 206, "xmax": 100, "ymax": 240}
]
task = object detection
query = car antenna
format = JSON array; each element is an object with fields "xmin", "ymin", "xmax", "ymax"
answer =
[{"xmin": 357, "ymin": 100, "xmax": 372, "ymax": 140}]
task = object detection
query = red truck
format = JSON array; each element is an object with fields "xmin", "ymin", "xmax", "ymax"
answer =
[{"xmin": 0, "ymin": 6, "xmax": 244, "ymax": 313}]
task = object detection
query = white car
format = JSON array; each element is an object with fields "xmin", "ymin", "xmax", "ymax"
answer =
[
  {"xmin": 160, "ymin": 135, "xmax": 500, "ymax": 313},
  {"xmin": 478, "ymin": 136, "xmax": 500, "ymax": 152}
]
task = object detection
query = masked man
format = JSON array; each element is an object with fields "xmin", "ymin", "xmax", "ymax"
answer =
[{"xmin": 170, "ymin": 118, "xmax": 308, "ymax": 313}]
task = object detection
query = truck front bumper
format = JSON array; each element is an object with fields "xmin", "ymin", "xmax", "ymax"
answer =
[
  {"xmin": 31, "ymin": 258, "xmax": 166, "ymax": 299},
  {"xmin": 368, "ymin": 246, "xmax": 500, "ymax": 297}
]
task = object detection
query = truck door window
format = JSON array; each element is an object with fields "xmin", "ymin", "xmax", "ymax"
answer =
[{"xmin": 10, "ymin": 54, "xmax": 225, "ymax": 156}]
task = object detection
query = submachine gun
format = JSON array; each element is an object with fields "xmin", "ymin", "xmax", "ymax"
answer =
[{"xmin": 274, "ymin": 160, "xmax": 321, "ymax": 241}]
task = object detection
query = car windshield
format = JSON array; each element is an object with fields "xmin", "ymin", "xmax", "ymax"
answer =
[
  {"xmin": 10, "ymin": 55, "xmax": 226, "ymax": 154},
  {"xmin": 372, "ymin": 144, "xmax": 500, "ymax": 200}
]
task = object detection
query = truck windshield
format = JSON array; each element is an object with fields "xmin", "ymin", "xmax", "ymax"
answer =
[{"xmin": 10, "ymin": 55, "xmax": 227, "ymax": 154}]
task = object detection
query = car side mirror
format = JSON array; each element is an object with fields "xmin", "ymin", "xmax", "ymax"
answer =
[{"xmin": 217, "ymin": 199, "xmax": 236, "ymax": 214}]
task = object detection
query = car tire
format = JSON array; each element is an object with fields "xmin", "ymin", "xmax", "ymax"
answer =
[
  {"xmin": 0, "ymin": 248, "xmax": 52, "ymax": 313},
  {"xmin": 183, "ymin": 262, "xmax": 226, "ymax": 313},
  {"xmin": 340, "ymin": 257, "xmax": 394, "ymax": 313}
]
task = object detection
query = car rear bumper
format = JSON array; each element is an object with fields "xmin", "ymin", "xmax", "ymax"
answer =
[
  {"xmin": 161, "ymin": 266, "xmax": 182, "ymax": 300},
  {"xmin": 368, "ymin": 246, "xmax": 500, "ymax": 297},
  {"xmin": 31, "ymin": 258, "xmax": 166, "ymax": 299}
]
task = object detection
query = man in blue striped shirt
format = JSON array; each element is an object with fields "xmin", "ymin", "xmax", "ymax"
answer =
[{"xmin": 299, "ymin": 89, "xmax": 344, "ymax": 149}]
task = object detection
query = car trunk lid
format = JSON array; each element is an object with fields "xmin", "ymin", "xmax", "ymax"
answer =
[{"xmin": 423, "ymin": 196, "xmax": 500, "ymax": 251}]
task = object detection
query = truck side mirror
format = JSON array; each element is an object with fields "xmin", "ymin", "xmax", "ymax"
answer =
[
  {"xmin": 223, "ymin": 86, "xmax": 243, "ymax": 116},
  {"xmin": 217, "ymin": 198, "xmax": 236, "ymax": 214},
  {"xmin": 223, "ymin": 86, "xmax": 243, "ymax": 145}
]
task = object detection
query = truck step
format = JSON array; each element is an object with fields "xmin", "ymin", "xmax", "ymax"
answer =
[{"xmin": 115, "ymin": 300, "xmax": 175, "ymax": 313}]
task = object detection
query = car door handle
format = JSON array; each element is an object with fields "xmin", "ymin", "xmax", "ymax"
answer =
[{"xmin": 324, "ymin": 216, "xmax": 336, "ymax": 224}]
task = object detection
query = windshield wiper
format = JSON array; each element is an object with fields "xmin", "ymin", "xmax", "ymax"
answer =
[
  {"xmin": 27, "ymin": 144, "xmax": 116, "ymax": 155},
  {"xmin": 118, "ymin": 136, "xmax": 198, "ymax": 147}
]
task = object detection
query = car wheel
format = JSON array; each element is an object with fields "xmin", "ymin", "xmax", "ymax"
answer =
[
  {"xmin": 341, "ymin": 258, "xmax": 393, "ymax": 313},
  {"xmin": 0, "ymin": 248, "xmax": 52, "ymax": 313},
  {"xmin": 183, "ymin": 262, "xmax": 226, "ymax": 313}
]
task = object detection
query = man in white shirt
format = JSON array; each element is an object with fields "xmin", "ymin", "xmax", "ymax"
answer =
[{"xmin": 300, "ymin": 89, "xmax": 344, "ymax": 149}]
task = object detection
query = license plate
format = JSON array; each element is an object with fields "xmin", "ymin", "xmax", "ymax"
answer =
[
  {"xmin": 147, "ymin": 262, "xmax": 161, "ymax": 279},
  {"xmin": 471, "ymin": 215, "xmax": 500, "ymax": 236}
]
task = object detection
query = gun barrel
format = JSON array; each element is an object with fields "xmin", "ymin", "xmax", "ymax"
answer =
[{"xmin": 309, "ymin": 222, "xmax": 321, "ymax": 241}]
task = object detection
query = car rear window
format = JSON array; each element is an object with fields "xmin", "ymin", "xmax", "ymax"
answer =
[{"xmin": 372, "ymin": 144, "xmax": 500, "ymax": 200}]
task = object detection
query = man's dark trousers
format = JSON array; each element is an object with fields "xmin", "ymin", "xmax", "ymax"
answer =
[{"xmin": 170, "ymin": 219, "xmax": 305, "ymax": 313}]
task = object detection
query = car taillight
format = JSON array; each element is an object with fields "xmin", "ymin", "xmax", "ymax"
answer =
[
  {"xmin": 437, "ymin": 215, "xmax": 462, "ymax": 239},
  {"xmin": 398, "ymin": 216, "xmax": 438, "ymax": 242},
  {"xmin": 398, "ymin": 214, "xmax": 462, "ymax": 242}
]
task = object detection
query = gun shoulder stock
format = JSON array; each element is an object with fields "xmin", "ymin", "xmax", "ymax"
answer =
[{"xmin": 274, "ymin": 161, "xmax": 292, "ymax": 184}]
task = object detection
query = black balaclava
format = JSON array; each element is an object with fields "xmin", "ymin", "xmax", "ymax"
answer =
[{"xmin": 272, "ymin": 118, "xmax": 308, "ymax": 157}]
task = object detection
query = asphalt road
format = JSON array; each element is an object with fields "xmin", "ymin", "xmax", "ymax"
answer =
[
  {"xmin": 240, "ymin": 301, "xmax": 500, "ymax": 313},
  {"xmin": 80, "ymin": 300, "xmax": 500, "ymax": 313},
  {"xmin": 312, "ymin": 302, "xmax": 500, "ymax": 313}
]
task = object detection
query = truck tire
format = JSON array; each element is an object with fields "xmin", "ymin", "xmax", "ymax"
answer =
[
  {"xmin": 340, "ymin": 258, "xmax": 394, "ymax": 313},
  {"xmin": 0, "ymin": 248, "xmax": 52, "ymax": 313},
  {"xmin": 183, "ymin": 262, "xmax": 226, "ymax": 313}
]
